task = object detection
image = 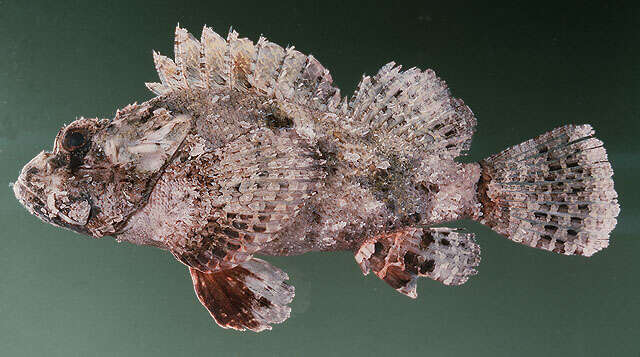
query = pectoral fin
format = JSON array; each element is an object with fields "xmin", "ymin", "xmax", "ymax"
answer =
[{"xmin": 189, "ymin": 258, "xmax": 295, "ymax": 332}]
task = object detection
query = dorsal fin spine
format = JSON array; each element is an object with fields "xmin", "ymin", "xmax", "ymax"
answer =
[
  {"xmin": 147, "ymin": 26, "xmax": 341, "ymax": 117},
  {"xmin": 174, "ymin": 26, "xmax": 205, "ymax": 89}
]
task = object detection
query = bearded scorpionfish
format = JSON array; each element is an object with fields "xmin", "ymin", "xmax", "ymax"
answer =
[{"xmin": 13, "ymin": 26, "xmax": 620, "ymax": 332}]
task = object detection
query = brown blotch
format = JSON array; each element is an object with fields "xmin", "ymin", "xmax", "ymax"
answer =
[
  {"xmin": 477, "ymin": 163, "xmax": 502, "ymax": 228},
  {"xmin": 252, "ymin": 224, "xmax": 267, "ymax": 233},
  {"xmin": 419, "ymin": 259, "xmax": 435, "ymax": 274},
  {"xmin": 223, "ymin": 227, "xmax": 240, "ymax": 239},
  {"xmin": 534, "ymin": 212, "xmax": 548, "ymax": 220},
  {"xmin": 403, "ymin": 252, "xmax": 419, "ymax": 274},
  {"xmin": 264, "ymin": 111, "xmax": 293, "ymax": 129},
  {"xmin": 383, "ymin": 266, "xmax": 413, "ymax": 289},
  {"xmin": 338, "ymin": 230, "xmax": 356, "ymax": 242},
  {"xmin": 211, "ymin": 245, "xmax": 227, "ymax": 259},
  {"xmin": 373, "ymin": 242, "xmax": 384, "ymax": 256},
  {"xmin": 420, "ymin": 231, "xmax": 435, "ymax": 249},
  {"xmin": 232, "ymin": 221, "xmax": 248, "ymax": 230},
  {"xmin": 572, "ymin": 186, "xmax": 585, "ymax": 194},
  {"xmin": 190, "ymin": 266, "xmax": 263, "ymax": 331},
  {"xmin": 257, "ymin": 296, "xmax": 272, "ymax": 308},
  {"xmin": 416, "ymin": 182, "xmax": 439, "ymax": 194},
  {"xmin": 204, "ymin": 220, "xmax": 222, "ymax": 235}
]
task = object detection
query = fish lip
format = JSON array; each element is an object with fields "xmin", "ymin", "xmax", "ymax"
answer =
[
  {"xmin": 12, "ymin": 177, "xmax": 62, "ymax": 230},
  {"xmin": 12, "ymin": 176, "xmax": 44, "ymax": 212},
  {"xmin": 13, "ymin": 175, "xmax": 94, "ymax": 236},
  {"xmin": 15, "ymin": 150, "xmax": 105, "ymax": 239}
]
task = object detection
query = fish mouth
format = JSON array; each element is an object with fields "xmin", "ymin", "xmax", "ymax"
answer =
[
  {"xmin": 13, "ymin": 177, "xmax": 47, "ymax": 219},
  {"xmin": 12, "ymin": 177, "xmax": 68, "ymax": 236},
  {"xmin": 13, "ymin": 169, "xmax": 93, "ymax": 236}
]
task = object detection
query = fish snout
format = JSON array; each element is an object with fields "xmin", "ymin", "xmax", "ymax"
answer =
[{"xmin": 14, "ymin": 151, "xmax": 92, "ymax": 232}]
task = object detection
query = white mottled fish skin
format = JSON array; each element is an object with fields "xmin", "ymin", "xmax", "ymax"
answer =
[{"xmin": 13, "ymin": 25, "xmax": 619, "ymax": 332}]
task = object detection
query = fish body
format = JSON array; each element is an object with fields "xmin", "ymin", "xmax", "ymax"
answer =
[{"xmin": 13, "ymin": 26, "xmax": 619, "ymax": 332}]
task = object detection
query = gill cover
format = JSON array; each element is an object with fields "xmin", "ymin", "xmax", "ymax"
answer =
[
  {"xmin": 13, "ymin": 102, "xmax": 191, "ymax": 238},
  {"xmin": 96, "ymin": 102, "xmax": 191, "ymax": 174},
  {"xmin": 83, "ymin": 102, "xmax": 192, "ymax": 235}
]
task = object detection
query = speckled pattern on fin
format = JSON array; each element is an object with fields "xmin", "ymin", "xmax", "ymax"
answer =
[
  {"xmin": 146, "ymin": 25, "xmax": 342, "ymax": 113},
  {"xmin": 189, "ymin": 258, "xmax": 294, "ymax": 332},
  {"xmin": 478, "ymin": 124, "xmax": 619, "ymax": 256},
  {"xmin": 355, "ymin": 227, "xmax": 480, "ymax": 298},
  {"xmin": 210, "ymin": 127, "xmax": 325, "ymax": 251},
  {"xmin": 346, "ymin": 63, "xmax": 476, "ymax": 159},
  {"xmin": 167, "ymin": 127, "xmax": 326, "ymax": 271}
]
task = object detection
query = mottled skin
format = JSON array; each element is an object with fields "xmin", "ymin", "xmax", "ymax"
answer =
[
  {"xmin": 14, "ymin": 26, "xmax": 618, "ymax": 332},
  {"xmin": 113, "ymin": 89, "xmax": 480, "ymax": 260}
]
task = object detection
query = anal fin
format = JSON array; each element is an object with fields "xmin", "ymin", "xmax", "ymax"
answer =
[
  {"xmin": 189, "ymin": 258, "xmax": 294, "ymax": 332},
  {"xmin": 355, "ymin": 227, "xmax": 480, "ymax": 298}
]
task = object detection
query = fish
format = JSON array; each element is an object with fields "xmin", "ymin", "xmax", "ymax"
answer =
[{"xmin": 13, "ymin": 25, "xmax": 620, "ymax": 332}]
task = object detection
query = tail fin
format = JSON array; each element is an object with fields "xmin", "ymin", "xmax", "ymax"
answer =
[{"xmin": 477, "ymin": 124, "xmax": 619, "ymax": 256}]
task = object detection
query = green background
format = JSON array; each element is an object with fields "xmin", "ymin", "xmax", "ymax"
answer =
[{"xmin": 1, "ymin": 1, "xmax": 638, "ymax": 356}]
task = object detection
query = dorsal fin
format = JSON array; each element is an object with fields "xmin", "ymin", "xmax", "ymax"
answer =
[
  {"xmin": 174, "ymin": 27, "xmax": 205, "ymax": 89},
  {"xmin": 146, "ymin": 25, "xmax": 342, "ymax": 113},
  {"xmin": 346, "ymin": 63, "xmax": 477, "ymax": 159}
]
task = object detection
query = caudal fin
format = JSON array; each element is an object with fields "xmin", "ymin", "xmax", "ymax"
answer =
[{"xmin": 477, "ymin": 124, "xmax": 619, "ymax": 256}]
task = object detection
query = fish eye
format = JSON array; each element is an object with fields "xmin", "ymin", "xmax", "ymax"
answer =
[{"xmin": 62, "ymin": 129, "xmax": 88, "ymax": 151}]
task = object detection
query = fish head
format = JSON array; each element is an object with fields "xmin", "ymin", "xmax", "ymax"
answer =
[{"xmin": 13, "ymin": 103, "xmax": 191, "ymax": 238}]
